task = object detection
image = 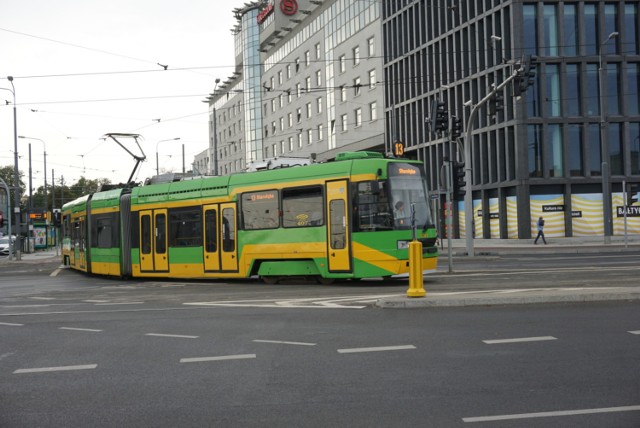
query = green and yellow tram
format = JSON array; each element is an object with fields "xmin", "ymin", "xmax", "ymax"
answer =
[{"xmin": 62, "ymin": 152, "xmax": 438, "ymax": 283}]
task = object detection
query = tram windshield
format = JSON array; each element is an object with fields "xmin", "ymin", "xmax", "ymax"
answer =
[{"xmin": 354, "ymin": 163, "xmax": 433, "ymax": 232}]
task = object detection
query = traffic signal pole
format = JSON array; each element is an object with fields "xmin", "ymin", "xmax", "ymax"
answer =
[{"xmin": 463, "ymin": 66, "xmax": 521, "ymax": 256}]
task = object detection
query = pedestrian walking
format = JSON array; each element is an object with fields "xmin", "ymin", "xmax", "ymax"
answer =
[{"xmin": 534, "ymin": 216, "xmax": 547, "ymax": 244}]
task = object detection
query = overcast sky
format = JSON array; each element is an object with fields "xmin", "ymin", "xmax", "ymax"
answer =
[{"xmin": 1, "ymin": 0, "xmax": 244, "ymax": 188}]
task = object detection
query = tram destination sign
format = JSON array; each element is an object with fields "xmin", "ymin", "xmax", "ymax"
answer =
[{"xmin": 616, "ymin": 205, "xmax": 640, "ymax": 217}]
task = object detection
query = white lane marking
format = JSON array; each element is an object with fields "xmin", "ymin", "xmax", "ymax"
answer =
[
  {"xmin": 29, "ymin": 297, "xmax": 56, "ymax": 301},
  {"xmin": 629, "ymin": 330, "xmax": 640, "ymax": 335},
  {"xmin": 94, "ymin": 302, "xmax": 144, "ymax": 306},
  {"xmin": 483, "ymin": 336, "xmax": 557, "ymax": 344},
  {"xmin": 83, "ymin": 300, "xmax": 110, "ymax": 303},
  {"xmin": 0, "ymin": 322, "xmax": 24, "ymax": 326},
  {"xmin": 253, "ymin": 339, "xmax": 316, "ymax": 346},
  {"xmin": 463, "ymin": 404, "xmax": 640, "ymax": 423},
  {"xmin": 145, "ymin": 333, "xmax": 199, "ymax": 339},
  {"xmin": 13, "ymin": 364, "xmax": 98, "ymax": 374},
  {"xmin": 337, "ymin": 345, "xmax": 416, "ymax": 354},
  {"xmin": 59, "ymin": 327, "xmax": 103, "ymax": 332},
  {"xmin": 180, "ymin": 354, "xmax": 256, "ymax": 363},
  {"xmin": 184, "ymin": 294, "xmax": 400, "ymax": 309},
  {"xmin": 50, "ymin": 268, "xmax": 62, "ymax": 277},
  {"xmin": 1, "ymin": 305, "xmax": 50, "ymax": 308}
]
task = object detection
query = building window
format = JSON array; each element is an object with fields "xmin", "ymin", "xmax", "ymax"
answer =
[
  {"xmin": 305, "ymin": 50, "xmax": 310, "ymax": 66},
  {"xmin": 280, "ymin": 117, "xmax": 284, "ymax": 131},
  {"xmin": 287, "ymin": 65, "xmax": 291, "ymax": 79},
  {"xmin": 587, "ymin": 124, "xmax": 601, "ymax": 176},
  {"xmin": 627, "ymin": 64, "xmax": 640, "ymax": 115},
  {"xmin": 624, "ymin": 4, "xmax": 639, "ymax": 55},
  {"xmin": 272, "ymin": 121, "xmax": 277, "ymax": 135},
  {"xmin": 584, "ymin": 4, "xmax": 597, "ymax": 56},
  {"xmin": 341, "ymin": 114, "xmax": 348, "ymax": 132},
  {"xmin": 317, "ymin": 97, "xmax": 322, "ymax": 113},
  {"xmin": 318, "ymin": 124, "xmax": 323, "ymax": 141},
  {"xmin": 354, "ymin": 77, "xmax": 361, "ymax": 96},
  {"xmin": 296, "ymin": 108, "xmax": 302, "ymax": 123},
  {"xmin": 306, "ymin": 102, "xmax": 312, "ymax": 118},
  {"xmin": 547, "ymin": 124, "xmax": 563, "ymax": 177},
  {"xmin": 369, "ymin": 102, "xmax": 377, "ymax": 121},
  {"xmin": 630, "ymin": 122, "xmax": 640, "ymax": 175},
  {"xmin": 586, "ymin": 64, "xmax": 599, "ymax": 116},
  {"xmin": 272, "ymin": 143, "xmax": 278, "ymax": 157},
  {"xmin": 288, "ymin": 113, "xmax": 293, "ymax": 128},
  {"xmin": 368, "ymin": 69, "xmax": 376, "ymax": 89},
  {"xmin": 546, "ymin": 64, "xmax": 561, "ymax": 117},
  {"xmin": 316, "ymin": 70, "xmax": 322, "ymax": 87},
  {"xmin": 341, "ymin": 85, "xmax": 347, "ymax": 102},
  {"xmin": 543, "ymin": 4, "xmax": 558, "ymax": 57},
  {"xmin": 288, "ymin": 137, "xmax": 293, "ymax": 152},
  {"xmin": 297, "ymin": 83, "xmax": 302, "ymax": 98},
  {"xmin": 523, "ymin": 5, "xmax": 538, "ymax": 56},
  {"xmin": 563, "ymin": 4, "xmax": 578, "ymax": 56},
  {"xmin": 308, "ymin": 129, "xmax": 313, "ymax": 144},
  {"xmin": 295, "ymin": 58, "xmax": 300, "ymax": 72},
  {"xmin": 339, "ymin": 55, "xmax": 346, "ymax": 73},
  {"xmin": 528, "ymin": 124, "xmax": 542, "ymax": 177},
  {"xmin": 606, "ymin": 63, "xmax": 620, "ymax": 116},
  {"xmin": 565, "ymin": 64, "xmax": 580, "ymax": 117},
  {"xmin": 354, "ymin": 108, "xmax": 362, "ymax": 127},
  {"xmin": 367, "ymin": 37, "xmax": 375, "ymax": 57},
  {"xmin": 279, "ymin": 94, "xmax": 283, "ymax": 108},
  {"xmin": 608, "ymin": 123, "xmax": 623, "ymax": 175},
  {"xmin": 278, "ymin": 71, "xmax": 283, "ymax": 85},
  {"xmin": 315, "ymin": 43, "xmax": 321, "ymax": 59},
  {"xmin": 353, "ymin": 46, "xmax": 360, "ymax": 65},
  {"xmin": 305, "ymin": 77, "xmax": 311, "ymax": 92},
  {"xmin": 298, "ymin": 132, "xmax": 303, "ymax": 148}
]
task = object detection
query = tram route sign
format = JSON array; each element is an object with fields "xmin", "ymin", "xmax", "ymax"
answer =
[{"xmin": 616, "ymin": 206, "xmax": 640, "ymax": 217}]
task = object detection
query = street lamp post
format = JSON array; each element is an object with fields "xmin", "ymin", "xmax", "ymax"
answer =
[
  {"xmin": 6, "ymin": 76, "xmax": 21, "ymax": 260},
  {"xmin": 155, "ymin": 138, "xmax": 181, "ymax": 176},
  {"xmin": 599, "ymin": 31, "xmax": 618, "ymax": 245},
  {"xmin": 212, "ymin": 78, "xmax": 221, "ymax": 176}
]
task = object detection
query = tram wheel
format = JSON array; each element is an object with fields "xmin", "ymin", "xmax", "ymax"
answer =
[
  {"xmin": 316, "ymin": 276, "xmax": 335, "ymax": 285},
  {"xmin": 262, "ymin": 276, "xmax": 279, "ymax": 284}
]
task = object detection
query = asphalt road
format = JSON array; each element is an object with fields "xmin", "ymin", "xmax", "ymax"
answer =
[
  {"xmin": 1, "ymin": 300, "xmax": 639, "ymax": 427},
  {"xmin": 1, "ymin": 253, "xmax": 639, "ymax": 427}
]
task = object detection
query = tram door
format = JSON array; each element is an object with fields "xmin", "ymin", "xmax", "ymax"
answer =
[
  {"xmin": 203, "ymin": 203, "xmax": 237, "ymax": 272},
  {"xmin": 326, "ymin": 180, "xmax": 351, "ymax": 272},
  {"xmin": 139, "ymin": 209, "xmax": 169, "ymax": 272}
]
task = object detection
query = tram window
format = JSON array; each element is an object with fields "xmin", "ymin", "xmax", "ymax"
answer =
[
  {"xmin": 222, "ymin": 208, "xmax": 235, "ymax": 252},
  {"xmin": 241, "ymin": 190, "xmax": 279, "ymax": 229},
  {"xmin": 141, "ymin": 215, "xmax": 151, "ymax": 254},
  {"xmin": 282, "ymin": 186, "xmax": 323, "ymax": 227},
  {"xmin": 168, "ymin": 207, "xmax": 202, "ymax": 247},
  {"xmin": 330, "ymin": 200, "xmax": 346, "ymax": 249},
  {"xmin": 95, "ymin": 217, "xmax": 112, "ymax": 248},
  {"xmin": 204, "ymin": 209, "xmax": 217, "ymax": 252},
  {"xmin": 156, "ymin": 213, "xmax": 166, "ymax": 254},
  {"xmin": 354, "ymin": 180, "xmax": 393, "ymax": 231}
]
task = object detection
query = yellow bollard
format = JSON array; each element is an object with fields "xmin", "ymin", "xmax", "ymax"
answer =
[{"xmin": 406, "ymin": 240, "xmax": 426, "ymax": 297}]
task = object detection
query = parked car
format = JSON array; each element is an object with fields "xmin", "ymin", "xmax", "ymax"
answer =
[{"xmin": 0, "ymin": 236, "xmax": 15, "ymax": 256}]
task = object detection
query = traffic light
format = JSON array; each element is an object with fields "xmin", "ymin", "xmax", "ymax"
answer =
[
  {"xmin": 450, "ymin": 115, "xmax": 462, "ymax": 140},
  {"xmin": 452, "ymin": 161, "xmax": 466, "ymax": 200},
  {"xmin": 53, "ymin": 209, "xmax": 61, "ymax": 227},
  {"xmin": 488, "ymin": 91, "xmax": 504, "ymax": 116},
  {"xmin": 627, "ymin": 183, "xmax": 639, "ymax": 206},
  {"xmin": 514, "ymin": 55, "xmax": 537, "ymax": 97},
  {"xmin": 430, "ymin": 98, "xmax": 448, "ymax": 137}
]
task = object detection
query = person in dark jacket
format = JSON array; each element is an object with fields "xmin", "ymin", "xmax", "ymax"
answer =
[{"xmin": 534, "ymin": 216, "xmax": 547, "ymax": 244}]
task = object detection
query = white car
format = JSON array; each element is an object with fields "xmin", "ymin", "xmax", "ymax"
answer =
[{"xmin": 0, "ymin": 236, "xmax": 15, "ymax": 256}]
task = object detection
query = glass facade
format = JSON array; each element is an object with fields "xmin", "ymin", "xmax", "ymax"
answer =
[{"xmin": 383, "ymin": 0, "xmax": 640, "ymax": 239}]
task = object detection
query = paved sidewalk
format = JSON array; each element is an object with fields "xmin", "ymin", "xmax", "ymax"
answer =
[{"xmin": 375, "ymin": 286, "xmax": 640, "ymax": 309}]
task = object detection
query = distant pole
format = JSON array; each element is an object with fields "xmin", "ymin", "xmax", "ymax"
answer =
[
  {"xmin": 8, "ymin": 76, "xmax": 21, "ymax": 260},
  {"xmin": 182, "ymin": 144, "xmax": 185, "ymax": 174}
]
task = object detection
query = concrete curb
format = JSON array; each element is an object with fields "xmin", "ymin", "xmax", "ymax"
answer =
[{"xmin": 376, "ymin": 287, "xmax": 640, "ymax": 308}]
